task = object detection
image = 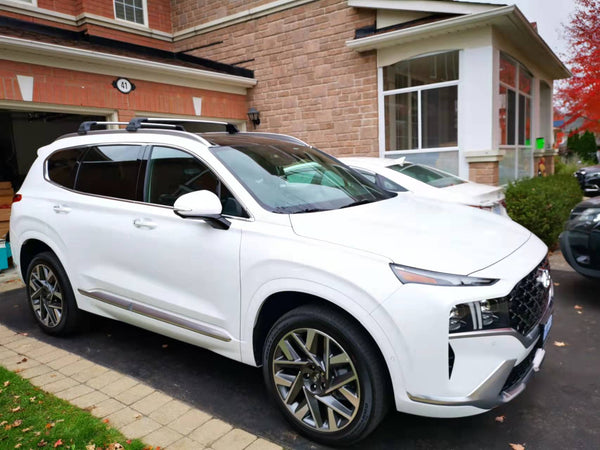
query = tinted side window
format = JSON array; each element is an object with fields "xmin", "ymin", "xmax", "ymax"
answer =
[
  {"xmin": 47, "ymin": 148, "xmax": 85, "ymax": 189},
  {"xmin": 377, "ymin": 174, "xmax": 408, "ymax": 192},
  {"xmin": 146, "ymin": 146, "xmax": 248, "ymax": 217},
  {"xmin": 75, "ymin": 145, "xmax": 142, "ymax": 201}
]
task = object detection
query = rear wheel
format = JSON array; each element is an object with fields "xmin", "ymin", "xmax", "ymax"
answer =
[
  {"xmin": 26, "ymin": 252, "xmax": 83, "ymax": 335},
  {"xmin": 262, "ymin": 304, "xmax": 390, "ymax": 445}
]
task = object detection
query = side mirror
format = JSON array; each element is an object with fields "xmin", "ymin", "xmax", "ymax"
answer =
[{"xmin": 173, "ymin": 190, "xmax": 230, "ymax": 230}]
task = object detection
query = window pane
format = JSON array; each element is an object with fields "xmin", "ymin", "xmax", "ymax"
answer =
[
  {"xmin": 385, "ymin": 92, "xmax": 418, "ymax": 151},
  {"xmin": 507, "ymin": 89, "xmax": 516, "ymax": 146},
  {"xmin": 518, "ymin": 147, "xmax": 532, "ymax": 179},
  {"xmin": 383, "ymin": 51, "xmax": 458, "ymax": 91},
  {"xmin": 500, "ymin": 55, "xmax": 516, "ymax": 87},
  {"xmin": 115, "ymin": 3, "xmax": 125, "ymax": 19},
  {"xmin": 499, "ymin": 149, "xmax": 516, "ymax": 185},
  {"xmin": 75, "ymin": 145, "xmax": 142, "ymax": 200},
  {"xmin": 499, "ymin": 85, "xmax": 508, "ymax": 145},
  {"xmin": 387, "ymin": 151, "xmax": 459, "ymax": 175},
  {"xmin": 115, "ymin": 0, "xmax": 144, "ymax": 24},
  {"xmin": 422, "ymin": 85, "xmax": 457, "ymax": 148},
  {"xmin": 47, "ymin": 148, "xmax": 84, "ymax": 189},
  {"xmin": 519, "ymin": 69, "xmax": 532, "ymax": 95},
  {"xmin": 146, "ymin": 146, "xmax": 246, "ymax": 217}
]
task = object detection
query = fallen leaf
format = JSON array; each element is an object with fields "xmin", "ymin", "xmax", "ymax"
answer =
[
  {"xmin": 553, "ymin": 282, "xmax": 560, "ymax": 286},
  {"xmin": 38, "ymin": 439, "xmax": 47, "ymax": 447},
  {"xmin": 13, "ymin": 369, "xmax": 22, "ymax": 374},
  {"xmin": 5, "ymin": 424, "xmax": 12, "ymax": 431},
  {"xmin": 13, "ymin": 419, "xmax": 22, "ymax": 427},
  {"xmin": 53, "ymin": 439, "xmax": 63, "ymax": 447},
  {"xmin": 553, "ymin": 341, "xmax": 567, "ymax": 347},
  {"xmin": 509, "ymin": 444, "xmax": 525, "ymax": 450},
  {"xmin": 574, "ymin": 305, "xmax": 583, "ymax": 310},
  {"xmin": 107, "ymin": 444, "xmax": 124, "ymax": 450},
  {"xmin": 134, "ymin": 414, "xmax": 142, "ymax": 419},
  {"xmin": 495, "ymin": 415, "xmax": 505, "ymax": 423},
  {"xmin": 577, "ymin": 311, "xmax": 583, "ymax": 315},
  {"xmin": 86, "ymin": 444, "xmax": 96, "ymax": 450},
  {"xmin": 45, "ymin": 422, "xmax": 55, "ymax": 429},
  {"xmin": 35, "ymin": 431, "xmax": 41, "ymax": 436},
  {"xmin": 15, "ymin": 444, "xmax": 22, "ymax": 449},
  {"xmin": 29, "ymin": 397, "xmax": 36, "ymax": 403},
  {"xmin": 22, "ymin": 427, "xmax": 32, "ymax": 433},
  {"xmin": 102, "ymin": 419, "xmax": 110, "ymax": 424},
  {"xmin": 56, "ymin": 419, "xmax": 64, "ymax": 423},
  {"xmin": 3, "ymin": 381, "xmax": 9, "ymax": 387},
  {"xmin": 13, "ymin": 395, "xmax": 20, "ymax": 400},
  {"xmin": 17, "ymin": 358, "xmax": 27, "ymax": 364},
  {"xmin": 11, "ymin": 406, "xmax": 21, "ymax": 413},
  {"xmin": 0, "ymin": 421, "xmax": 6, "ymax": 426}
]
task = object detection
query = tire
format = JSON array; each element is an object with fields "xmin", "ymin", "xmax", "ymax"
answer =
[
  {"xmin": 26, "ymin": 252, "xmax": 83, "ymax": 336},
  {"xmin": 262, "ymin": 304, "xmax": 390, "ymax": 446}
]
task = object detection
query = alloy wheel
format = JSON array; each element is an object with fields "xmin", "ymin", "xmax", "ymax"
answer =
[
  {"xmin": 29, "ymin": 263, "xmax": 63, "ymax": 328},
  {"xmin": 271, "ymin": 328, "xmax": 361, "ymax": 432}
]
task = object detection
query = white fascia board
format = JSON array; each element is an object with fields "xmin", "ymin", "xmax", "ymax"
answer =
[
  {"xmin": 0, "ymin": 36, "xmax": 256, "ymax": 95},
  {"xmin": 347, "ymin": 0, "xmax": 498, "ymax": 15},
  {"xmin": 346, "ymin": 5, "xmax": 570, "ymax": 79}
]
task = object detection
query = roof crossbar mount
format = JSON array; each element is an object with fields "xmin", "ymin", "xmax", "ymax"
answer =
[
  {"xmin": 126, "ymin": 117, "xmax": 239, "ymax": 134},
  {"xmin": 77, "ymin": 121, "xmax": 128, "ymax": 135}
]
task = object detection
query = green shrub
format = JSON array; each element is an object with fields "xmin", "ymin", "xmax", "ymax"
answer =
[
  {"xmin": 554, "ymin": 156, "xmax": 580, "ymax": 176},
  {"xmin": 505, "ymin": 174, "xmax": 582, "ymax": 249}
]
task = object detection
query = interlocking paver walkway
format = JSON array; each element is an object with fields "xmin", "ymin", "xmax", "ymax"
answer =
[{"xmin": 0, "ymin": 266, "xmax": 283, "ymax": 450}]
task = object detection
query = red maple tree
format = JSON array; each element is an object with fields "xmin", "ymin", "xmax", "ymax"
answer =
[{"xmin": 557, "ymin": 0, "xmax": 600, "ymax": 132}]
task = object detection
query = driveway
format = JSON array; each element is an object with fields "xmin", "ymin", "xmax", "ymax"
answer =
[{"xmin": 0, "ymin": 267, "xmax": 598, "ymax": 449}]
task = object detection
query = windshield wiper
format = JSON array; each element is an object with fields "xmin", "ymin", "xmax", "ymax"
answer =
[{"xmin": 340, "ymin": 199, "xmax": 375, "ymax": 209}]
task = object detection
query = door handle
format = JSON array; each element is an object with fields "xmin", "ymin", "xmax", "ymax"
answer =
[
  {"xmin": 133, "ymin": 218, "xmax": 157, "ymax": 229},
  {"xmin": 53, "ymin": 204, "xmax": 71, "ymax": 214}
]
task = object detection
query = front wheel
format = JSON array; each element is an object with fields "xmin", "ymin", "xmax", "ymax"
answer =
[
  {"xmin": 262, "ymin": 304, "xmax": 390, "ymax": 445},
  {"xmin": 26, "ymin": 252, "xmax": 83, "ymax": 336}
]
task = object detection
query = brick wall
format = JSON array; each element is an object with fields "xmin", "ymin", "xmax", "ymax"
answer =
[
  {"xmin": 175, "ymin": 0, "xmax": 379, "ymax": 156},
  {"xmin": 0, "ymin": 60, "xmax": 247, "ymax": 120},
  {"xmin": 468, "ymin": 162, "xmax": 499, "ymax": 185},
  {"xmin": 172, "ymin": 0, "xmax": 273, "ymax": 32}
]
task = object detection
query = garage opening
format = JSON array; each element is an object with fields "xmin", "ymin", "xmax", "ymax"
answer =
[{"xmin": 0, "ymin": 110, "xmax": 106, "ymax": 190}]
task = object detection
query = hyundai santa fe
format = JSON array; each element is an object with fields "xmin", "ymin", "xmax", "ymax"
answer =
[{"xmin": 9, "ymin": 118, "xmax": 554, "ymax": 445}]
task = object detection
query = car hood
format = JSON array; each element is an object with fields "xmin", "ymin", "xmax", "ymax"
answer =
[
  {"xmin": 289, "ymin": 195, "xmax": 531, "ymax": 275},
  {"xmin": 440, "ymin": 182, "xmax": 504, "ymax": 206}
]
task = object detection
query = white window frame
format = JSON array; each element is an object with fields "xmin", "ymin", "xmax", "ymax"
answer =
[
  {"xmin": 378, "ymin": 52, "xmax": 459, "ymax": 165},
  {"xmin": 498, "ymin": 53, "xmax": 534, "ymax": 183},
  {"xmin": 8, "ymin": 0, "xmax": 38, "ymax": 6},
  {"xmin": 113, "ymin": 0, "xmax": 149, "ymax": 27}
]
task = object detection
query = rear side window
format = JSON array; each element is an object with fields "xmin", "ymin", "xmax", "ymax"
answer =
[
  {"xmin": 75, "ymin": 145, "xmax": 143, "ymax": 201},
  {"xmin": 47, "ymin": 148, "xmax": 85, "ymax": 189}
]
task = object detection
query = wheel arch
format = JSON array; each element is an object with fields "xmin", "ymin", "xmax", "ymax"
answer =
[
  {"xmin": 19, "ymin": 238, "xmax": 56, "ymax": 280},
  {"xmin": 251, "ymin": 290, "xmax": 395, "ymax": 399}
]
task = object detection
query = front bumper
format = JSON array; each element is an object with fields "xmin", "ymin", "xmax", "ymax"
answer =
[{"xmin": 372, "ymin": 235, "xmax": 552, "ymax": 418}]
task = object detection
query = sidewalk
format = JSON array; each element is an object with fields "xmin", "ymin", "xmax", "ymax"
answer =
[{"xmin": 0, "ymin": 269, "xmax": 282, "ymax": 450}]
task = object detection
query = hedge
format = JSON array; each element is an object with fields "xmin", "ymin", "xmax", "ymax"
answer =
[{"xmin": 505, "ymin": 174, "xmax": 582, "ymax": 249}]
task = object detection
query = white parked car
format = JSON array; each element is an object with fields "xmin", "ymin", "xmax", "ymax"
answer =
[
  {"xmin": 9, "ymin": 119, "xmax": 552, "ymax": 445},
  {"xmin": 341, "ymin": 157, "xmax": 507, "ymax": 215}
]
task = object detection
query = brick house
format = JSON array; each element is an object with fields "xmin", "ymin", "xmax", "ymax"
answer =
[{"xmin": 0, "ymin": 0, "xmax": 569, "ymax": 187}]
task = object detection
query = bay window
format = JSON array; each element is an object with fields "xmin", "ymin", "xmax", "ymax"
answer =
[{"xmin": 381, "ymin": 51, "xmax": 459, "ymax": 174}]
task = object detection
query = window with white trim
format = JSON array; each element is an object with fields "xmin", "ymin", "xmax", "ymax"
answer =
[
  {"xmin": 381, "ymin": 51, "xmax": 459, "ymax": 174},
  {"xmin": 114, "ymin": 0, "xmax": 146, "ymax": 25},
  {"xmin": 498, "ymin": 54, "xmax": 533, "ymax": 184}
]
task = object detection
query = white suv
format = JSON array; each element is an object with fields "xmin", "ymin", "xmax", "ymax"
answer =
[{"xmin": 9, "ymin": 118, "xmax": 553, "ymax": 445}]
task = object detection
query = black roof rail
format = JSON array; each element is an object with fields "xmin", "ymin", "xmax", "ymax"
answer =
[
  {"xmin": 126, "ymin": 117, "xmax": 239, "ymax": 134},
  {"xmin": 77, "ymin": 121, "xmax": 128, "ymax": 135}
]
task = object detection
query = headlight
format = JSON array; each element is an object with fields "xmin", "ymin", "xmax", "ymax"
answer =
[
  {"xmin": 574, "ymin": 208, "xmax": 600, "ymax": 224},
  {"xmin": 449, "ymin": 298, "xmax": 510, "ymax": 334},
  {"xmin": 390, "ymin": 264, "xmax": 497, "ymax": 286}
]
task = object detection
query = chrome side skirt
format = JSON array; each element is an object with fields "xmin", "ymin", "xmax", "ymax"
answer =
[{"xmin": 78, "ymin": 289, "xmax": 232, "ymax": 342}]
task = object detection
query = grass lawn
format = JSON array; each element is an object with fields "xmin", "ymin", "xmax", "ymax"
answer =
[{"xmin": 0, "ymin": 365, "xmax": 148, "ymax": 450}]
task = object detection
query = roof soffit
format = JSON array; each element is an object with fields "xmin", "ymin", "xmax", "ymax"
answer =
[
  {"xmin": 346, "ymin": 5, "xmax": 570, "ymax": 80},
  {"xmin": 348, "ymin": 0, "xmax": 501, "ymax": 15}
]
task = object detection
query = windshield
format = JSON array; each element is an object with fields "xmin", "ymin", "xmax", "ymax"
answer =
[
  {"xmin": 210, "ymin": 143, "xmax": 394, "ymax": 213},
  {"xmin": 388, "ymin": 163, "xmax": 466, "ymax": 188}
]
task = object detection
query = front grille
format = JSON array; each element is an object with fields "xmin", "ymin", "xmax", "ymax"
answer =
[
  {"xmin": 502, "ymin": 343, "xmax": 537, "ymax": 392},
  {"xmin": 507, "ymin": 257, "xmax": 551, "ymax": 335}
]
